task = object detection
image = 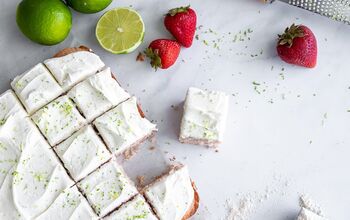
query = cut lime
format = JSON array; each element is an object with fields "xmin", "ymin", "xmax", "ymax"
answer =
[{"xmin": 96, "ymin": 8, "xmax": 145, "ymax": 54}]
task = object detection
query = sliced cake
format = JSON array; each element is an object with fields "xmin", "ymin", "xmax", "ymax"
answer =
[
  {"xmin": 36, "ymin": 186, "xmax": 98, "ymax": 220},
  {"xmin": 31, "ymin": 95, "xmax": 86, "ymax": 146},
  {"xmin": 0, "ymin": 117, "xmax": 74, "ymax": 219},
  {"xmin": 77, "ymin": 161, "xmax": 138, "ymax": 217},
  {"xmin": 179, "ymin": 87, "xmax": 229, "ymax": 148},
  {"xmin": 11, "ymin": 63, "xmax": 63, "ymax": 114},
  {"xmin": 104, "ymin": 194, "xmax": 157, "ymax": 220},
  {"xmin": 93, "ymin": 96, "xmax": 157, "ymax": 156},
  {"xmin": 68, "ymin": 67, "xmax": 130, "ymax": 122},
  {"xmin": 55, "ymin": 125, "xmax": 111, "ymax": 181},
  {"xmin": 143, "ymin": 165, "xmax": 199, "ymax": 220},
  {"xmin": 44, "ymin": 51, "xmax": 105, "ymax": 91}
]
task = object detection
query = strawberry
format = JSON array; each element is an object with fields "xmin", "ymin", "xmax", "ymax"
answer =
[
  {"xmin": 277, "ymin": 24, "xmax": 317, "ymax": 68},
  {"xmin": 164, "ymin": 5, "xmax": 197, "ymax": 48},
  {"xmin": 144, "ymin": 39, "xmax": 181, "ymax": 70}
]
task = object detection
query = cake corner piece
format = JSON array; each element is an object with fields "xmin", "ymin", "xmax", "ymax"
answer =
[
  {"xmin": 142, "ymin": 164, "xmax": 199, "ymax": 220},
  {"xmin": 179, "ymin": 87, "xmax": 229, "ymax": 148}
]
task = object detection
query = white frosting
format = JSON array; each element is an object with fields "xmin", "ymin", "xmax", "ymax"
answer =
[
  {"xmin": 144, "ymin": 166, "xmax": 194, "ymax": 220},
  {"xmin": 0, "ymin": 117, "xmax": 34, "ymax": 188},
  {"xmin": 0, "ymin": 116, "xmax": 74, "ymax": 219},
  {"xmin": 180, "ymin": 87, "xmax": 229, "ymax": 142},
  {"xmin": 0, "ymin": 90, "xmax": 27, "ymax": 122},
  {"xmin": 36, "ymin": 186, "xmax": 98, "ymax": 220},
  {"xmin": 68, "ymin": 67, "xmax": 130, "ymax": 122},
  {"xmin": 31, "ymin": 95, "xmax": 86, "ymax": 146},
  {"xmin": 11, "ymin": 63, "xmax": 63, "ymax": 114},
  {"xmin": 0, "ymin": 91, "xmax": 28, "ymax": 187},
  {"xmin": 0, "ymin": 117, "xmax": 34, "ymax": 220},
  {"xmin": 297, "ymin": 208, "xmax": 328, "ymax": 220},
  {"xmin": 44, "ymin": 51, "xmax": 105, "ymax": 91},
  {"xmin": 104, "ymin": 194, "xmax": 157, "ymax": 220},
  {"xmin": 78, "ymin": 161, "xmax": 138, "ymax": 217},
  {"xmin": 55, "ymin": 125, "xmax": 111, "ymax": 181},
  {"xmin": 93, "ymin": 97, "xmax": 156, "ymax": 155}
]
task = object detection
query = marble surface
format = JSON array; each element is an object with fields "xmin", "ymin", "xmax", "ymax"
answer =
[{"xmin": 1, "ymin": 0, "xmax": 350, "ymax": 219}]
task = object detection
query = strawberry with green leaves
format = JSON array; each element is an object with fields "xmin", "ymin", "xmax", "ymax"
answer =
[
  {"xmin": 164, "ymin": 5, "xmax": 197, "ymax": 48},
  {"xmin": 145, "ymin": 39, "xmax": 181, "ymax": 70},
  {"xmin": 277, "ymin": 24, "xmax": 317, "ymax": 68}
]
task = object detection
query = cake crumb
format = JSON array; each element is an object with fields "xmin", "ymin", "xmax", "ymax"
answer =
[{"xmin": 137, "ymin": 175, "xmax": 145, "ymax": 186}]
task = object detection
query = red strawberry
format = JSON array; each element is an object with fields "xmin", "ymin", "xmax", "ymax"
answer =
[
  {"xmin": 277, "ymin": 24, "xmax": 317, "ymax": 68},
  {"xmin": 164, "ymin": 5, "xmax": 197, "ymax": 48},
  {"xmin": 144, "ymin": 39, "xmax": 181, "ymax": 70}
]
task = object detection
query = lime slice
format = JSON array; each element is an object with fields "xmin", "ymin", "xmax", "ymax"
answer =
[{"xmin": 96, "ymin": 8, "xmax": 145, "ymax": 54}]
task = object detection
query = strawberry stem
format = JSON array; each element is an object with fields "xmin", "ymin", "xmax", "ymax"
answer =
[
  {"xmin": 144, "ymin": 48, "xmax": 162, "ymax": 71},
  {"xmin": 278, "ymin": 24, "xmax": 304, "ymax": 48},
  {"xmin": 167, "ymin": 5, "xmax": 190, "ymax": 16}
]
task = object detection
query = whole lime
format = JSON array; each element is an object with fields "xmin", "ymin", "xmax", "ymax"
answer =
[
  {"xmin": 66, "ymin": 0, "xmax": 112, "ymax": 14},
  {"xmin": 16, "ymin": 0, "xmax": 72, "ymax": 45}
]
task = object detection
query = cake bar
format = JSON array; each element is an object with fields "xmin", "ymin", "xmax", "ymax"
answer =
[
  {"xmin": 143, "ymin": 165, "xmax": 199, "ymax": 220},
  {"xmin": 68, "ymin": 67, "xmax": 130, "ymax": 122},
  {"xmin": 179, "ymin": 87, "xmax": 229, "ymax": 148},
  {"xmin": 93, "ymin": 96, "xmax": 157, "ymax": 156},
  {"xmin": 44, "ymin": 51, "xmax": 105, "ymax": 91},
  {"xmin": 11, "ymin": 63, "xmax": 63, "ymax": 114},
  {"xmin": 77, "ymin": 161, "xmax": 138, "ymax": 217},
  {"xmin": 54, "ymin": 125, "xmax": 111, "ymax": 181},
  {"xmin": 31, "ymin": 95, "xmax": 86, "ymax": 146}
]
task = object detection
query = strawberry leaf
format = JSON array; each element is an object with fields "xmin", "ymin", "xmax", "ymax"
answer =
[
  {"xmin": 167, "ymin": 5, "xmax": 190, "ymax": 16},
  {"xmin": 144, "ymin": 48, "xmax": 162, "ymax": 71},
  {"xmin": 278, "ymin": 23, "xmax": 305, "ymax": 48}
]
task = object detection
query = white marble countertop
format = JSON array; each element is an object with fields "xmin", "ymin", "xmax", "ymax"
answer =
[{"xmin": 1, "ymin": 0, "xmax": 350, "ymax": 219}]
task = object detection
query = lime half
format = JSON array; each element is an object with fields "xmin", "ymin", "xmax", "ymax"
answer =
[{"xmin": 96, "ymin": 8, "xmax": 145, "ymax": 54}]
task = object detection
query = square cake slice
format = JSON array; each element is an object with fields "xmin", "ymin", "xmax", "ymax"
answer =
[
  {"xmin": 93, "ymin": 96, "xmax": 157, "ymax": 156},
  {"xmin": 68, "ymin": 67, "xmax": 130, "ymax": 122},
  {"xmin": 0, "ymin": 118, "xmax": 74, "ymax": 219},
  {"xmin": 0, "ymin": 90, "xmax": 27, "ymax": 121},
  {"xmin": 36, "ymin": 186, "xmax": 98, "ymax": 220},
  {"xmin": 55, "ymin": 125, "xmax": 111, "ymax": 181},
  {"xmin": 143, "ymin": 165, "xmax": 199, "ymax": 220},
  {"xmin": 179, "ymin": 87, "xmax": 229, "ymax": 148},
  {"xmin": 104, "ymin": 194, "xmax": 157, "ymax": 220},
  {"xmin": 44, "ymin": 51, "xmax": 105, "ymax": 91},
  {"xmin": 11, "ymin": 63, "xmax": 63, "ymax": 114},
  {"xmin": 77, "ymin": 161, "xmax": 138, "ymax": 217},
  {"xmin": 31, "ymin": 95, "xmax": 86, "ymax": 146}
]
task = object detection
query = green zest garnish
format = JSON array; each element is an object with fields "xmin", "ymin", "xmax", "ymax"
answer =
[
  {"xmin": 61, "ymin": 102, "xmax": 73, "ymax": 116},
  {"xmin": 127, "ymin": 211, "xmax": 149, "ymax": 220}
]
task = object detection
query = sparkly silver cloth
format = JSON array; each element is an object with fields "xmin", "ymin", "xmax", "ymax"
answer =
[{"xmin": 268, "ymin": 0, "xmax": 350, "ymax": 24}]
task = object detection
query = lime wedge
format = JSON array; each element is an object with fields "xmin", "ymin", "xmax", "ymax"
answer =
[{"xmin": 96, "ymin": 8, "xmax": 145, "ymax": 54}]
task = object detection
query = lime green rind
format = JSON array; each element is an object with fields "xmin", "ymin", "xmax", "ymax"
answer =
[{"xmin": 66, "ymin": 0, "xmax": 112, "ymax": 14}]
